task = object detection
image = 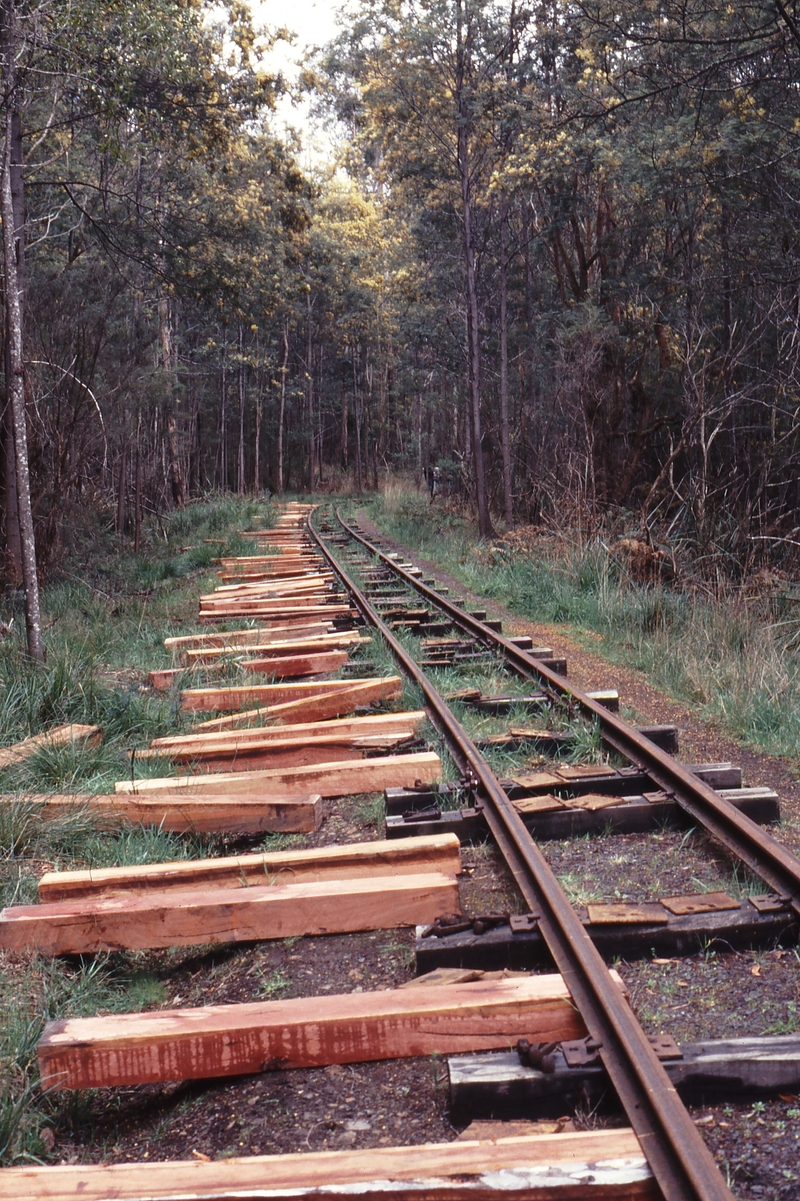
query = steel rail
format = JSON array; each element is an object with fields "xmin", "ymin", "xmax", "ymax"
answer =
[
  {"xmin": 336, "ymin": 512, "xmax": 800, "ymax": 918},
  {"xmin": 308, "ymin": 510, "xmax": 735, "ymax": 1201}
]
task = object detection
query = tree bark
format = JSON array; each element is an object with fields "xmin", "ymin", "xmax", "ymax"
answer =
[
  {"xmin": 498, "ymin": 196, "xmax": 513, "ymax": 529},
  {"xmin": 4, "ymin": 394, "xmax": 21, "ymax": 583},
  {"xmin": 219, "ymin": 337, "xmax": 228, "ymax": 491},
  {"xmin": 237, "ymin": 321, "xmax": 245, "ymax": 494},
  {"xmin": 340, "ymin": 388, "xmax": 349, "ymax": 470},
  {"xmin": 277, "ymin": 322, "xmax": 288, "ymax": 494},
  {"xmin": 158, "ymin": 292, "xmax": 185, "ymax": 508},
  {"xmin": 3, "ymin": 83, "xmax": 23, "ymax": 585},
  {"xmin": 1, "ymin": 0, "xmax": 44, "ymax": 661},
  {"xmin": 253, "ymin": 374, "xmax": 262, "ymax": 494},
  {"xmin": 456, "ymin": 0, "xmax": 492, "ymax": 537},
  {"xmin": 116, "ymin": 437, "xmax": 128, "ymax": 536},
  {"xmin": 134, "ymin": 414, "xmax": 142, "ymax": 554},
  {"xmin": 352, "ymin": 347, "xmax": 363, "ymax": 493},
  {"xmin": 306, "ymin": 294, "xmax": 317, "ymax": 491}
]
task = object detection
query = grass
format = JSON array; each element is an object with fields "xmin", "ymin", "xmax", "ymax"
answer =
[
  {"xmin": 0, "ymin": 493, "xmax": 280, "ymax": 1165},
  {"xmin": 362, "ymin": 486, "xmax": 800, "ymax": 762},
  {"xmin": 256, "ymin": 968, "xmax": 290, "ymax": 999},
  {"xmin": 0, "ymin": 954, "xmax": 176, "ymax": 1162}
]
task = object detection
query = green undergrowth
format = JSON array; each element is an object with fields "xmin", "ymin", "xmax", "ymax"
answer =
[
  {"xmin": 0, "ymin": 493, "xmax": 291, "ymax": 1164},
  {"xmin": 362, "ymin": 488, "xmax": 800, "ymax": 763},
  {"xmin": 0, "ymin": 954, "xmax": 177, "ymax": 1162}
]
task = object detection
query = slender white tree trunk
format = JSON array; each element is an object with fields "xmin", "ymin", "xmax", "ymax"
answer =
[{"xmin": 1, "ymin": 0, "xmax": 44, "ymax": 661}]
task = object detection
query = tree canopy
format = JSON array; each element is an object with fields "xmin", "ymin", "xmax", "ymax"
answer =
[{"xmin": 4, "ymin": 0, "xmax": 800, "ymax": 639}]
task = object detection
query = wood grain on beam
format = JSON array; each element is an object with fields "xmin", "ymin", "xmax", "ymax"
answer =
[
  {"xmin": 2, "ymin": 871, "xmax": 459, "ymax": 955},
  {"xmin": 151, "ymin": 710, "xmax": 427, "ymax": 750},
  {"xmin": 115, "ymin": 751, "xmax": 441, "ymax": 798},
  {"xmin": 38, "ymin": 833, "xmax": 462, "ymax": 901},
  {"xmin": 180, "ymin": 677, "xmax": 396, "ymax": 713},
  {"xmin": 1, "ymin": 793, "xmax": 324, "ymax": 835},
  {"xmin": 38, "ymin": 972, "xmax": 622, "ymax": 1089}
]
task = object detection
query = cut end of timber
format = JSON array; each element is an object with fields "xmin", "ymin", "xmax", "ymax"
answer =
[{"xmin": 0, "ymin": 724, "xmax": 102, "ymax": 769}]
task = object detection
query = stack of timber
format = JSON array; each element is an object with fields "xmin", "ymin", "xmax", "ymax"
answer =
[
  {"xmin": 0, "ymin": 504, "xmax": 667, "ymax": 1196},
  {"xmin": 198, "ymin": 602, "xmax": 355, "ymax": 627},
  {"xmin": 149, "ymin": 628, "xmax": 371, "ymax": 690},
  {"xmin": 0, "ymin": 509, "xmax": 429, "ymax": 836},
  {"xmin": 36, "ymin": 831, "xmax": 461, "ymax": 898},
  {"xmin": 197, "ymin": 511, "xmax": 355, "ymax": 627},
  {"xmin": 134, "ymin": 709, "xmax": 428, "ymax": 771},
  {"xmin": 0, "ymin": 834, "xmax": 462, "ymax": 955},
  {"xmin": 0, "ymin": 1129, "xmax": 656, "ymax": 1200},
  {"xmin": 165, "ymin": 625, "xmax": 339, "ymax": 652},
  {"xmin": 92, "ymin": 719, "xmax": 439, "ymax": 830},
  {"xmin": 180, "ymin": 676, "xmax": 403, "ymax": 717},
  {"xmin": 181, "ymin": 630, "xmax": 367, "ymax": 666},
  {"xmin": 114, "ymin": 750, "xmax": 442, "ymax": 799},
  {"xmin": 130, "ymin": 505, "xmax": 441, "ymax": 831}
]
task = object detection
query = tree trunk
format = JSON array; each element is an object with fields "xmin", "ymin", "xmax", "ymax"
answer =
[
  {"xmin": 116, "ymin": 438, "xmax": 128, "ymax": 535},
  {"xmin": 377, "ymin": 355, "xmax": 388, "ymax": 471},
  {"xmin": 237, "ymin": 321, "xmax": 245, "ymax": 494},
  {"xmin": 188, "ymin": 376, "xmax": 200, "ymax": 495},
  {"xmin": 165, "ymin": 414, "xmax": 184, "ymax": 508},
  {"xmin": 4, "ymin": 392, "xmax": 21, "ymax": 584},
  {"xmin": 3, "ymin": 77, "xmax": 23, "ymax": 585},
  {"xmin": 306, "ymin": 293, "xmax": 316, "ymax": 490},
  {"xmin": 355, "ymin": 396, "xmax": 363, "ymax": 492},
  {"xmin": 340, "ymin": 388, "xmax": 349, "ymax": 470},
  {"xmin": 456, "ymin": 0, "xmax": 492, "ymax": 537},
  {"xmin": 220, "ymin": 338, "xmax": 228, "ymax": 491},
  {"xmin": 134, "ymin": 415, "xmax": 142, "ymax": 554},
  {"xmin": 415, "ymin": 392, "xmax": 422, "ymax": 487},
  {"xmin": 253, "ymin": 378, "xmax": 262, "ymax": 494},
  {"xmin": 498, "ymin": 197, "xmax": 513, "ymax": 529},
  {"xmin": 353, "ymin": 348, "xmax": 363, "ymax": 494},
  {"xmin": 277, "ymin": 322, "xmax": 288, "ymax": 494},
  {"xmin": 1, "ymin": 0, "xmax": 43, "ymax": 661},
  {"xmin": 159, "ymin": 291, "xmax": 185, "ymax": 508}
]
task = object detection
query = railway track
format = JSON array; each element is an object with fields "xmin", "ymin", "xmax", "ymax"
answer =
[
  {"xmin": 310, "ymin": 507, "xmax": 800, "ymax": 1199},
  {"xmin": 3, "ymin": 500, "xmax": 800, "ymax": 1201}
]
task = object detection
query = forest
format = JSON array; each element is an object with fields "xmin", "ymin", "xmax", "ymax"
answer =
[{"xmin": 4, "ymin": 0, "xmax": 800, "ymax": 660}]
